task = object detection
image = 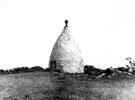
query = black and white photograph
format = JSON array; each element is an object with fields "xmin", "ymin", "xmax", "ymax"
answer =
[{"xmin": 0, "ymin": 0, "xmax": 135, "ymax": 100}]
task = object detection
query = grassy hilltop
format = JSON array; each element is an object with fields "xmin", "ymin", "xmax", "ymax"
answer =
[{"xmin": 0, "ymin": 72, "xmax": 135, "ymax": 100}]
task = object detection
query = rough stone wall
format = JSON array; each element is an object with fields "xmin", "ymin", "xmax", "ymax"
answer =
[{"xmin": 49, "ymin": 27, "xmax": 84, "ymax": 73}]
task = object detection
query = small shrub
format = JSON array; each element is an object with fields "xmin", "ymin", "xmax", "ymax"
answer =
[
  {"xmin": 44, "ymin": 68, "xmax": 51, "ymax": 72},
  {"xmin": 125, "ymin": 57, "xmax": 135, "ymax": 73},
  {"xmin": 0, "ymin": 69, "xmax": 5, "ymax": 74},
  {"xmin": 30, "ymin": 66, "xmax": 45, "ymax": 72}
]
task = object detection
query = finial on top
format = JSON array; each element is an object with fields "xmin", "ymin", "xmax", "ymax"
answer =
[{"xmin": 64, "ymin": 20, "xmax": 68, "ymax": 28}]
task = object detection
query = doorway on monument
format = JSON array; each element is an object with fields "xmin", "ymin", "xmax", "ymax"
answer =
[{"xmin": 50, "ymin": 60, "xmax": 57, "ymax": 70}]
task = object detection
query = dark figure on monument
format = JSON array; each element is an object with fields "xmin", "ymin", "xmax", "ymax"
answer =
[{"xmin": 64, "ymin": 20, "xmax": 68, "ymax": 28}]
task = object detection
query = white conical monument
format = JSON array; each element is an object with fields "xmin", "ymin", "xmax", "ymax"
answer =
[{"xmin": 49, "ymin": 20, "xmax": 84, "ymax": 73}]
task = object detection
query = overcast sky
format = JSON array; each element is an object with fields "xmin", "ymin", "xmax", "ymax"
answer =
[{"xmin": 0, "ymin": 0, "xmax": 135, "ymax": 69}]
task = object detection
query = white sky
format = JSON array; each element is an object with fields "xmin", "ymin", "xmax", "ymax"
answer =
[{"xmin": 0, "ymin": 0, "xmax": 135, "ymax": 69}]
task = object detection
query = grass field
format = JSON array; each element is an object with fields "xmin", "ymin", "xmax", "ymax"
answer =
[{"xmin": 0, "ymin": 72, "xmax": 135, "ymax": 100}]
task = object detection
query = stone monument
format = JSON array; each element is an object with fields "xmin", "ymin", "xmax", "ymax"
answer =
[{"xmin": 49, "ymin": 20, "xmax": 84, "ymax": 73}]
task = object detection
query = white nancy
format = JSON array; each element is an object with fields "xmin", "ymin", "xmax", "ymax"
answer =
[{"xmin": 49, "ymin": 21, "xmax": 84, "ymax": 73}]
